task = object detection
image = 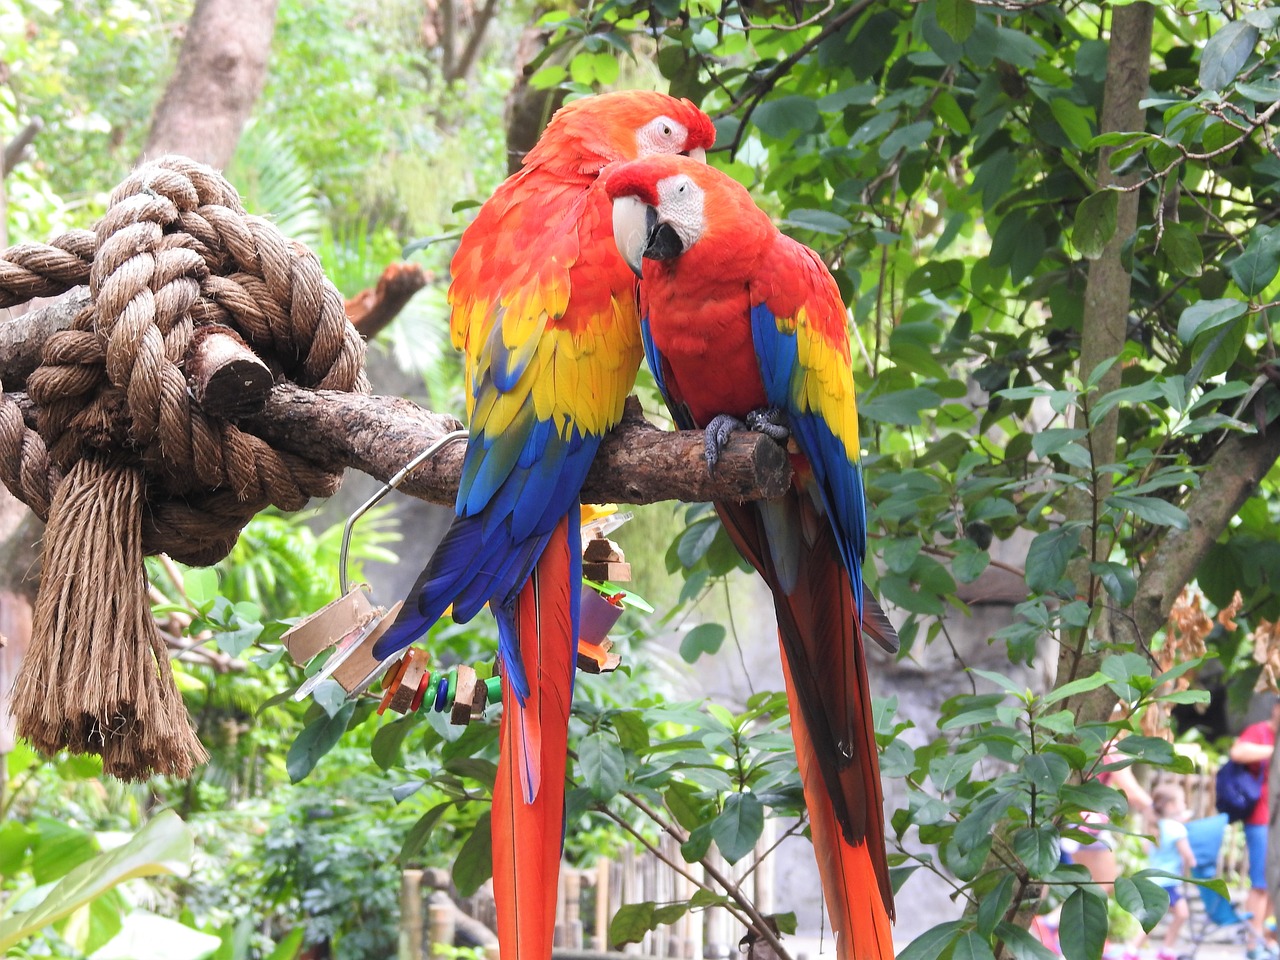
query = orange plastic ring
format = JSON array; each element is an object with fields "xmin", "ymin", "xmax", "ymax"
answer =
[{"xmin": 377, "ymin": 652, "xmax": 414, "ymax": 715}]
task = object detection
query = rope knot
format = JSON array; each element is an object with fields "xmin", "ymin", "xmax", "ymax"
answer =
[{"xmin": 0, "ymin": 155, "xmax": 371, "ymax": 779}]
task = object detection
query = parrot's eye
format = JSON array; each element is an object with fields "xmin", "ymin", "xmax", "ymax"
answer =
[{"xmin": 639, "ymin": 116, "xmax": 689, "ymax": 157}]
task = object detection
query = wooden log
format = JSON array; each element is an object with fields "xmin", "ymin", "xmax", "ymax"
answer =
[
  {"xmin": 186, "ymin": 323, "xmax": 274, "ymax": 418},
  {"xmin": 595, "ymin": 858, "xmax": 610, "ymax": 953},
  {"xmin": 399, "ymin": 869, "xmax": 424, "ymax": 960}
]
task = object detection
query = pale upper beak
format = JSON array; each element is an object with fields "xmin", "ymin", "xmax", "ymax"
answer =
[
  {"xmin": 687, "ymin": 146, "xmax": 707, "ymax": 163},
  {"xmin": 612, "ymin": 195, "xmax": 653, "ymax": 279}
]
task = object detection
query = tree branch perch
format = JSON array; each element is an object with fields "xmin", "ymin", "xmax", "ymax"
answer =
[{"xmin": 1, "ymin": 294, "xmax": 793, "ymax": 507}]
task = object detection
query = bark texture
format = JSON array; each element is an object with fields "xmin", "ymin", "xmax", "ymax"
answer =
[
  {"xmin": 142, "ymin": 0, "xmax": 281, "ymax": 168},
  {"xmin": 1056, "ymin": 2, "xmax": 1155, "ymax": 717}
]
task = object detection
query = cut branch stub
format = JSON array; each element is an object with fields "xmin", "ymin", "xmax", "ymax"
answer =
[{"xmin": 187, "ymin": 323, "xmax": 274, "ymax": 417}]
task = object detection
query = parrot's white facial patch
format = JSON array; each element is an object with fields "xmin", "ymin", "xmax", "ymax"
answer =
[
  {"xmin": 656, "ymin": 174, "xmax": 705, "ymax": 250},
  {"xmin": 637, "ymin": 115, "xmax": 706, "ymax": 161}
]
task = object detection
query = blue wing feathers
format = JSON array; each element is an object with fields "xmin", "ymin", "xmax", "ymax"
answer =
[
  {"xmin": 751, "ymin": 304, "xmax": 797, "ymax": 406},
  {"xmin": 750, "ymin": 303, "xmax": 867, "ymax": 617}
]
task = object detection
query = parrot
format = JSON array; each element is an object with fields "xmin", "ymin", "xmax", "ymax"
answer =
[
  {"xmin": 372, "ymin": 92, "xmax": 716, "ymax": 960},
  {"xmin": 605, "ymin": 155, "xmax": 897, "ymax": 960}
]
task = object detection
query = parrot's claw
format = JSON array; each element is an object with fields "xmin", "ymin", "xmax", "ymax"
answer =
[
  {"xmin": 746, "ymin": 407, "xmax": 790, "ymax": 442},
  {"xmin": 704, "ymin": 414, "xmax": 745, "ymax": 471},
  {"xmin": 704, "ymin": 408, "xmax": 791, "ymax": 470}
]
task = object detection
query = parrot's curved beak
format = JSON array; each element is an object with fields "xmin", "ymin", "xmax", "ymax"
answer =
[
  {"xmin": 612, "ymin": 195, "xmax": 653, "ymax": 278},
  {"xmin": 613, "ymin": 196, "xmax": 686, "ymax": 278}
]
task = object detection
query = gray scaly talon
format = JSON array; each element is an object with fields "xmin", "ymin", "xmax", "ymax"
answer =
[
  {"xmin": 704, "ymin": 408, "xmax": 791, "ymax": 471},
  {"xmin": 745, "ymin": 407, "xmax": 790, "ymax": 442},
  {"xmin": 704, "ymin": 414, "xmax": 746, "ymax": 470}
]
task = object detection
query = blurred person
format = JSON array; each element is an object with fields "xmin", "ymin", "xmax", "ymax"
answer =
[
  {"xmin": 1229, "ymin": 694, "xmax": 1280, "ymax": 959},
  {"xmin": 1137, "ymin": 783, "xmax": 1195, "ymax": 960},
  {"xmin": 1070, "ymin": 739, "xmax": 1154, "ymax": 894}
]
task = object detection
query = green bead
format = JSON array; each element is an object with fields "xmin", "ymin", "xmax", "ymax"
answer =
[
  {"xmin": 444, "ymin": 669, "xmax": 458, "ymax": 707},
  {"xmin": 484, "ymin": 676, "xmax": 502, "ymax": 702}
]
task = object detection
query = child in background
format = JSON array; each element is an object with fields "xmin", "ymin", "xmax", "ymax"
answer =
[{"xmin": 1144, "ymin": 783, "xmax": 1195, "ymax": 960}]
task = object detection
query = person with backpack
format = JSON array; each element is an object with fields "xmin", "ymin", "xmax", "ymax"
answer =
[{"xmin": 1228, "ymin": 695, "xmax": 1280, "ymax": 959}]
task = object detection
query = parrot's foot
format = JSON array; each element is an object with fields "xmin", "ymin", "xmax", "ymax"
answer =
[
  {"xmin": 745, "ymin": 407, "xmax": 790, "ymax": 441},
  {"xmin": 703, "ymin": 408, "xmax": 791, "ymax": 470}
]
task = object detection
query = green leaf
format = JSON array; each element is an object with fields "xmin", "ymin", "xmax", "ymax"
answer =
[
  {"xmin": 579, "ymin": 732, "xmax": 627, "ymax": 800},
  {"xmin": 1073, "ymin": 190, "xmax": 1118, "ymax": 260},
  {"xmin": 266, "ymin": 927, "xmax": 306, "ymax": 960},
  {"xmin": 286, "ymin": 701, "xmax": 355, "ymax": 783},
  {"xmin": 1107, "ymin": 494, "xmax": 1190, "ymax": 531},
  {"xmin": 1022, "ymin": 754, "xmax": 1070, "ymax": 793},
  {"xmin": 952, "ymin": 545, "xmax": 991, "ymax": 583},
  {"xmin": 182, "ymin": 567, "xmax": 219, "ymax": 607},
  {"xmin": 1200, "ymin": 19, "xmax": 1260, "ymax": 92},
  {"xmin": 1050, "ymin": 98, "xmax": 1094, "ymax": 150},
  {"xmin": 1177, "ymin": 297, "xmax": 1248, "ymax": 343},
  {"xmin": 935, "ymin": 0, "xmax": 975, "ymax": 43},
  {"xmin": 609, "ymin": 902, "xmax": 656, "ymax": 947},
  {"xmin": 91, "ymin": 911, "xmax": 221, "ymax": 960},
  {"xmin": 860, "ymin": 387, "xmax": 942, "ymax": 425},
  {"xmin": 1117, "ymin": 736, "xmax": 1176, "ymax": 766},
  {"xmin": 1058, "ymin": 887, "xmax": 1108, "ymax": 960},
  {"xmin": 0, "ymin": 812, "xmax": 192, "ymax": 952},
  {"xmin": 952, "ymin": 930, "xmax": 998, "ymax": 960},
  {"xmin": 879, "ymin": 120, "xmax": 934, "ymax": 159},
  {"xmin": 371, "ymin": 715, "xmax": 418, "ymax": 771},
  {"xmin": 782, "ymin": 209, "xmax": 851, "ymax": 235},
  {"xmin": 897, "ymin": 920, "xmax": 963, "ymax": 960},
  {"xmin": 977, "ymin": 873, "xmax": 1015, "ymax": 937},
  {"xmin": 1042, "ymin": 673, "xmax": 1109, "ymax": 705},
  {"xmin": 711, "ymin": 793, "xmax": 764, "ymax": 863},
  {"xmin": 929, "ymin": 746, "xmax": 986, "ymax": 792},
  {"xmin": 612, "ymin": 710, "xmax": 650, "ymax": 753},
  {"xmin": 30, "ymin": 820, "xmax": 99, "ymax": 885},
  {"xmin": 1014, "ymin": 825, "xmax": 1061, "ymax": 877},
  {"xmin": 1162, "ymin": 222, "xmax": 1203, "ymax": 277},
  {"xmin": 996, "ymin": 921, "xmax": 1058, "ymax": 960},
  {"xmin": 398, "ymin": 803, "xmax": 451, "ymax": 863},
  {"xmin": 1230, "ymin": 227, "xmax": 1280, "ymax": 296},
  {"xmin": 680, "ymin": 622, "xmax": 726, "ymax": 663},
  {"xmin": 653, "ymin": 902, "xmax": 690, "ymax": 926},
  {"xmin": 1025, "ymin": 525, "xmax": 1084, "ymax": 594},
  {"xmin": 752, "ymin": 95, "xmax": 820, "ymax": 139},
  {"xmin": 1114, "ymin": 875, "xmax": 1170, "ymax": 933},
  {"xmin": 1090, "ymin": 561, "xmax": 1137, "ymax": 606},
  {"xmin": 452, "ymin": 812, "xmax": 493, "ymax": 897},
  {"xmin": 665, "ymin": 781, "xmax": 707, "ymax": 833},
  {"xmin": 677, "ymin": 519, "xmax": 718, "ymax": 568}
]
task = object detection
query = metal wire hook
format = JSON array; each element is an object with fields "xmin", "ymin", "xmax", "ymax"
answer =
[{"xmin": 339, "ymin": 430, "xmax": 468, "ymax": 594}]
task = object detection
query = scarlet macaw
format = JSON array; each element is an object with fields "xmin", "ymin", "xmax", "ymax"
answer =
[
  {"xmin": 606, "ymin": 155, "xmax": 896, "ymax": 959},
  {"xmin": 374, "ymin": 93, "xmax": 715, "ymax": 960}
]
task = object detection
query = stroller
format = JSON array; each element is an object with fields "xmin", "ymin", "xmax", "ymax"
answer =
[{"xmin": 1182, "ymin": 813, "xmax": 1253, "ymax": 958}]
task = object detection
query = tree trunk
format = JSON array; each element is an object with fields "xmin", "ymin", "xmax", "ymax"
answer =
[
  {"xmin": 503, "ymin": 26, "xmax": 568, "ymax": 175},
  {"xmin": 142, "ymin": 0, "xmax": 281, "ymax": 168},
  {"xmin": 1056, "ymin": 1, "xmax": 1155, "ymax": 724}
]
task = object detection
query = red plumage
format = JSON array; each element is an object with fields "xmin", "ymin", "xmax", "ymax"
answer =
[{"xmin": 606, "ymin": 156, "xmax": 895, "ymax": 959}]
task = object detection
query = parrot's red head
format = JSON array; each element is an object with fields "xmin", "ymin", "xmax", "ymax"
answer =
[
  {"xmin": 606, "ymin": 154, "xmax": 764, "ymax": 278},
  {"xmin": 525, "ymin": 91, "xmax": 716, "ymax": 173}
]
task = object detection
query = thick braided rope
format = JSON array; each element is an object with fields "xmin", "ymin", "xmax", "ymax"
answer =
[{"xmin": 0, "ymin": 155, "xmax": 368, "ymax": 562}]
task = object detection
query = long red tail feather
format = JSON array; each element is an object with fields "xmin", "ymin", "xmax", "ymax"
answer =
[
  {"xmin": 781, "ymin": 650, "xmax": 893, "ymax": 960},
  {"xmin": 492, "ymin": 517, "xmax": 575, "ymax": 960}
]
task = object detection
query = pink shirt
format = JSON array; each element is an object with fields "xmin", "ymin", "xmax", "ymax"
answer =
[{"xmin": 1238, "ymin": 720, "xmax": 1275, "ymax": 826}]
